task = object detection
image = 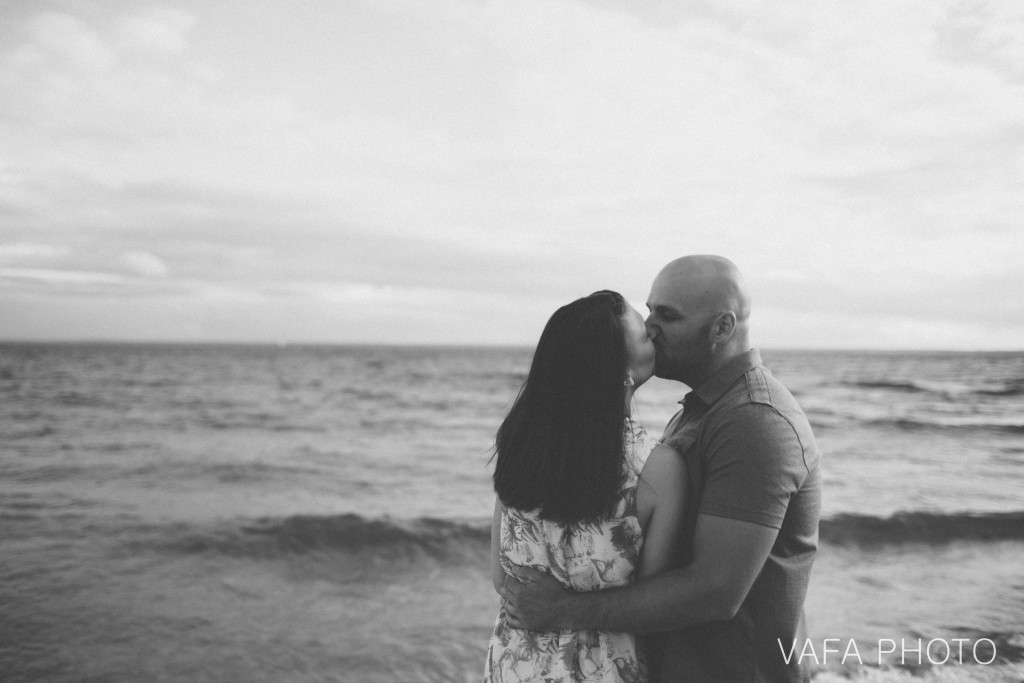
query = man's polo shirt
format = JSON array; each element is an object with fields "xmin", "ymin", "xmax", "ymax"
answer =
[{"xmin": 659, "ymin": 348, "xmax": 821, "ymax": 683}]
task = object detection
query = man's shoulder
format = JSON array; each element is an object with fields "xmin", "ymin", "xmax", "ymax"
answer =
[
  {"xmin": 709, "ymin": 367, "xmax": 816, "ymax": 453},
  {"xmin": 718, "ymin": 364, "xmax": 804, "ymax": 416}
]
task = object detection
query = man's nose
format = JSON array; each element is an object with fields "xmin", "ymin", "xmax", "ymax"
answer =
[{"xmin": 645, "ymin": 320, "xmax": 659, "ymax": 338}]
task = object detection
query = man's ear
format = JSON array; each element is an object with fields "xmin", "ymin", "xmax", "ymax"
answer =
[{"xmin": 713, "ymin": 311, "xmax": 737, "ymax": 342}]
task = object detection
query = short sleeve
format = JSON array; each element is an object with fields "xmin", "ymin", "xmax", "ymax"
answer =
[{"xmin": 698, "ymin": 403, "xmax": 809, "ymax": 529}]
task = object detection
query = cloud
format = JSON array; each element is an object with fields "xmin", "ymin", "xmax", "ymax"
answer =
[
  {"xmin": 0, "ymin": 266, "xmax": 127, "ymax": 286},
  {"xmin": 113, "ymin": 8, "xmax": 195, "ymax": 57},
  {"xmin": 0, "ymin": 243, "xmax": 68, "ymax": 264},
  {"xmin": 0, "ymin": 0, "xmax": 1021, "ymax": 347},
  {"xmin": 119, "ymin": 251, "xmax": 169, "ymax": 277},
  {"xmin": 21, "ymin": 12, "xmax": 115, "ymax": 72}
]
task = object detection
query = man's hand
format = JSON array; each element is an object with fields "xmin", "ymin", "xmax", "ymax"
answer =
[{"xmin": 501, "ymin": 564, "xmax": 573, "ymax": 630}]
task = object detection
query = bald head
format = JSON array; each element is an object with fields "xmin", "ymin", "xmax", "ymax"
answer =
[{"xmin": 653, "ymin": 255, "xmax": 750, "ymax": 323}]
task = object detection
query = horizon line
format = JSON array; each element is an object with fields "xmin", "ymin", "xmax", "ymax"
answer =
[{"xmin": 0, "ymin": 339, "xmax": 1020, "ymax": 354}]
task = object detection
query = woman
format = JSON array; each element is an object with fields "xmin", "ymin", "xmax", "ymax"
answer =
[{"xmin": 483, "ymin": 290, "xmax": 688, "ymax": 683}]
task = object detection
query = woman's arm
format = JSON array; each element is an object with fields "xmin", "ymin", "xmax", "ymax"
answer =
[
  {"xmin": 490, "ymin": 496, "xmax": 506, "ymax": 594},
  {"xmin": 635, "ymin": 444, "xmax": 688, "ymax": 580}
]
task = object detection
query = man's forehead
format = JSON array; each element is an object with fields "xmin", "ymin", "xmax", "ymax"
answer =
[
  {"xmin": 646, "ymin": 287, "xmax": 681, "ymax": 310},
  {"xmin": 648, "ymin": 272, "xmax": 686, "ymax": 300},
  {"xmin": 648, "ymin": 275, "xmax": 705, "ymax": 311}
]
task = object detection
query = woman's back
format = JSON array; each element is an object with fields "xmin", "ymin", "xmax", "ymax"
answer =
[
  {"xmin": 483, "ymin": 291, "xmax": 686, "ymax": 683},
  {"xmin": 484, "ymin": 421, "xmax": 657, "ymax": 683}
]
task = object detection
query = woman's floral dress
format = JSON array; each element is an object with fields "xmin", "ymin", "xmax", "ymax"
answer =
[{"xmin": 484, "ymin": 420, "xmax": 658, "ymax": 683}]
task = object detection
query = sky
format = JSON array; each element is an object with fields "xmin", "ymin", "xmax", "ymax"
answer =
[{"xmin": 1, "ymin": 0, "xmax": 1022, "ymax": 349}]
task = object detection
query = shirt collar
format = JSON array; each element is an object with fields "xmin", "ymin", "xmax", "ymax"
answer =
[{"xmin": 680, "ymin": 348, "xmax": 762, "ymax": 408}]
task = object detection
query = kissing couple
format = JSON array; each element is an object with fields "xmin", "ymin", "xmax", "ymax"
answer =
[{"xmin": 483, "ymin": 255, "xmax": 822, "ymax": 683}]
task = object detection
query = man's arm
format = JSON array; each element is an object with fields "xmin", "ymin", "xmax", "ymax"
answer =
[{"xmin": 502, "ymin": 512, "xmax": 778, "ymax": 633}]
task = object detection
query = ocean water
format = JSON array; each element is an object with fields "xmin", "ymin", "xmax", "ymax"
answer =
[{"xmin": 1, "ymin": 343, "xmax": 1023, "ymax": 682}]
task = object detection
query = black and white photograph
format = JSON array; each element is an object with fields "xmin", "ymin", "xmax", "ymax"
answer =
[{"xmin": 1, "ymin": 1, "xmax": 1023, "ymax": 681}]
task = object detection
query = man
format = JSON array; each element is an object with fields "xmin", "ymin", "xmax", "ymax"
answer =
[{"xmin": 502, "ymin": 255, "xmax": 821, "ymax": 682}]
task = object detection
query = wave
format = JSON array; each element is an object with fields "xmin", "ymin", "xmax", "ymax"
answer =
[
  {"xmin": 978, "ymin": 385, "xmax": 1024, "ymax": 397},
  {"xmin": 2, "ymin": 424, "xmax": 57, "ymax": 440},
  {"xmin": 843, "ymin": 378, "xmax": 1024, "ymax": 398},
  {"xmin": 845, "ymin": 380, "xmax": 934, "ymax": 393},
  {"xmin": 240, "ymin": 514, "xmax": 489, "ymax": 554},
  {"xmin": 199, "ymin": 413, "xmax": 327, "ymax": 433},
  {"xmin": 54, "ymin": 390, "xmax": 121, "ymax": 408},
  {"xmin": 131, "ymin": 510, "xmax": 1024, "ymax": 568},
  {"xmin": 978, "ymin": 376, "xmax": 1024, "ymax": 397},
  {"xmin": 820, "ymin": 511, "xmax": 1024, "ymax": 546},
  {"xmin": 867, "ymin": 417, "xmax": 1024, "ymax": 435},
  {"xmin": 144, "ymin": 514, "xmax": 490, "ymax": 567}
]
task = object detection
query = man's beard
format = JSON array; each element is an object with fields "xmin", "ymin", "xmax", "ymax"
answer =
[{"xmin": 654, "ymin": 325, "xmax": 714, "ymax": 386}]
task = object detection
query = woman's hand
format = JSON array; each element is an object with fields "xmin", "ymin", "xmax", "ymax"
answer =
[{"xmin": 500, "ymin": 564, "xmax": 573, "ymax": 630}]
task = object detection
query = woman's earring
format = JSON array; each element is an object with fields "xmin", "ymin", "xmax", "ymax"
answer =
[{"xmin": 624, "ymin": 375, "xmax": 635, "ymax": 387}]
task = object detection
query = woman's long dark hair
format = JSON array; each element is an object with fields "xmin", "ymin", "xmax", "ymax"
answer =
[{"xmin": 492, "ymin": 290, "xmax": 630, "ymax": 526}]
